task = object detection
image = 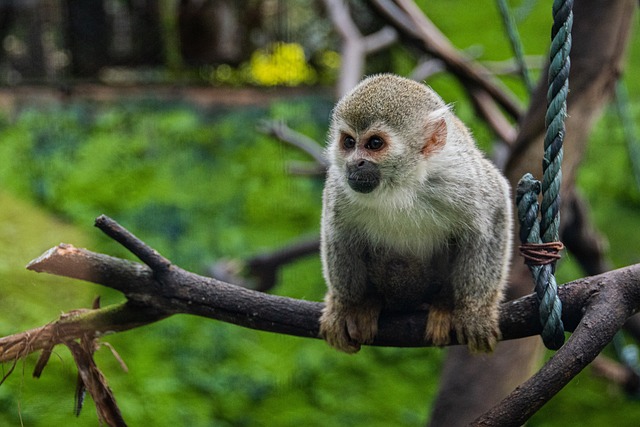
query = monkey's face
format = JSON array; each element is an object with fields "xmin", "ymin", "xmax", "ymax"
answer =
[
  {"xmin": 342, "ymin": 132, "xmax": 384, "ymax": 194},
  {"xmin": 329, "ymin": 123, "xmax": 417, "ymax": 195},
  {"xmin": 327, "ymin": 74, "xmax": 451, "ymax": 200}
]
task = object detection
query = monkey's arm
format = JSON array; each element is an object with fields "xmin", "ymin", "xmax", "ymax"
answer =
[
  {"xmin": 426, "ymin": 226, "xmax": 508, "ymax": 353},
  {"xmin": 319, "ymin": 199, "xmax": 382, "ymax": 353}
]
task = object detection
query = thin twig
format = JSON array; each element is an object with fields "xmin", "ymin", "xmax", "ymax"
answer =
[
  {"xmin": 258, "ymin": 120, "xmax": 327, "ymax": 167},
  {"xmin": 95, "ymin": 215, "xmax": 172, "ymax": 273}
]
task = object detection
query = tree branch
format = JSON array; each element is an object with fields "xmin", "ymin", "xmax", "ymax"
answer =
[
  {"xmin": 210, "ymin": 238, "xmax": 321, "ymax": 292},
  {"xmin": 590, "ymin": 355, "xmax": 640, "ymax": 395},
  {"xmin": 1, "ymin": 217, "xmax": 638, "ymax": 358},
  {"xmin": 0, "ymin": 301, "xmax": 165, "ymax": 364},
  {"xmin": 257, "ymin": 120, "xmax": 328, "ymax": 169},
  {"xmin": 0, "ymin": 217, "xmax": 639, "ymax": 425},
  {"xmin": 472, "ymin": 265, "xmax": 640, "ymax": 426},
  {"xmin": 321, "ymin": 0, "xmax": 398, "ymax": 96}
]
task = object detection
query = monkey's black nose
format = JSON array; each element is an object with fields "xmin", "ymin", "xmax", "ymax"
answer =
[{"xmin": 346, "ymin": 160, "xmax": 381, "ymax": 193}]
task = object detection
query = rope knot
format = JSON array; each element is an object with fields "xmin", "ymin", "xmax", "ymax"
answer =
[{"xmin": 519, "ymin": 241, "xmax": 564, "ymax": 266}]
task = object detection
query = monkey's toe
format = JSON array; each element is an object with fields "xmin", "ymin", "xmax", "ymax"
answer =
[
  {"xmin": 345, "ymin": 308, "xmax": 378, "ymax": 345},
  {"xmin": 319, "ymin": 312, "xmax": 361, "ymax": 353},
  {"xmin": 456, "ymin": 324, "xmax": 499, "ymax": 353},
  {"xmin": 425, "ymin": 306, "xmax": 454, "ymax": 347},
  {"xmin": 453, "ymin": 310, "xmax": 501, "ymax": 353},
  {"xmin": 319, "ymin": 301, "xmax": 380, "ymax": 354}
]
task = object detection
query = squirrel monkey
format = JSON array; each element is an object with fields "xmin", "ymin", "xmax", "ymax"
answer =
[{"xmin": 319, "ymin": 74, "xmax": 512, "ymax": 353}]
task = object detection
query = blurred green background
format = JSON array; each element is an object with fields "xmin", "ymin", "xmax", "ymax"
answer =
[{"xmin": 1, "ymin": 1, "xmax": 640, "ymax": 426}]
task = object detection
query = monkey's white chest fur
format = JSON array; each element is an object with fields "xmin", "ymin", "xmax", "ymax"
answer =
[{"xmin": 347, "ymin": 184, "xmax": 460, "ymax": 257}]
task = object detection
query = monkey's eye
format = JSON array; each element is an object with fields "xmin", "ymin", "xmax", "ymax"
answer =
[
  {"xmin": 365, "ymin": 136, "xmax": 385, "ymax": 151},
  {"xmin": 342, "ymin": 135, "xmax": 356, "ymax": 150}
]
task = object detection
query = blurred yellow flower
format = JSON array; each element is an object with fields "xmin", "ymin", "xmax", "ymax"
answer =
[{"xmin": 249, "ymin": 42, "xmax": 317, "ymax": 86}]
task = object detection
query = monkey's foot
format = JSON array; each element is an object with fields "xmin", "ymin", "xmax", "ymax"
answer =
[
  {"xmin": 424, "ymin": 306, "xmax": 454, "ymax": 347},
  {"xmin": 425, "ymin": 306, "xmax": 500, "ymax": 353},
  {"xmin": 319, "ymin": 296, "xmax": 380, "ymax": 354},
  {"xmin": 452, "ymin": 305, "xmax": 501, "ymax": 353}
]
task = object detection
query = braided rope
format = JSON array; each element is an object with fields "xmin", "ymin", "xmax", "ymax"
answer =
[
  {"xmin": 516, "ymin": 0, "xmax": 573, "ymax": 350},
  {"xmin": 541, "ymin": 0, "xmax": 572, "ymax": 246},
  {"xmin": 516, "ymin": 175, "xmax": 564, "ymax": 350}
]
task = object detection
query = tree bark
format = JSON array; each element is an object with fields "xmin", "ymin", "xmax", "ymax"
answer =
[{"xmin": 428, "ymin": 1, "xmax": 637, "ymax": 425}]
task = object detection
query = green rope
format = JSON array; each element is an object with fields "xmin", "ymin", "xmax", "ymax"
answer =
[
  {"xmin": 516, "ymin": 175, "xmax": 564, "ymax": 350},
  {"xmin": 496, "ymin": 0, "xmax": 534, "ymax": 94},
  {"xmin": 541, "ymin": 0, "xmax": 572, "ymax": 246},
  {"xmin": 516, "ymin": 0, "xmax": 572, "ymax": 350}
]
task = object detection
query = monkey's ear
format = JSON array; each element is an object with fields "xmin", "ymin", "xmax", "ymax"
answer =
[{"xmin": 421, "ymin": 110, "xmax": 448, "ymax": 157}]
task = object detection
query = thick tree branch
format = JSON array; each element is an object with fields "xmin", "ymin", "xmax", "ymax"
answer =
[
  {"xmin": 0, "ymin": 217, "xmax": 637, "ymax": 357},
  {"xmin": 1, "ymin": 217, "xmax": 640, "ymax": 426},
  {"xmin": 473, "ymin": 265, "xmax": 640, "ymax": 426}
]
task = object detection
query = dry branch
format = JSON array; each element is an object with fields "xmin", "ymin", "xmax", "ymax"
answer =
[
  {"xmin": 258, "ymin": 120, "xmax": 327, "ymax": 167},
  {"xmin": 67, "ymin": 334, "xmax": 125, "ymax": 425}
]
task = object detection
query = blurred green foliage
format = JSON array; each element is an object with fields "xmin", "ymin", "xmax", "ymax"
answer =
[
  {"xmin": 1, "ymin": 97, "xmax": 639, "ymax": 427},
  {"xmin": 0, "ymin": 99, "xmax": 326, "ymax": 271},
  {"xmin": 0, "ymin": 1, "xmax": 639, "ymax": 426}
]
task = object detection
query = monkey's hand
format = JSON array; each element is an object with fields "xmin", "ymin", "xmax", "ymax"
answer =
[
  {"xmin": 425, "ymin": 304, "xmax": 500, "ymax": 353},
  {"xmin": 319, "ymin": 293, "xmax": 380, "ymax": 354}
]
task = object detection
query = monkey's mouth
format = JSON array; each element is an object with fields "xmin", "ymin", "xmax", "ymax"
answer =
[{"xmin": 347, "ymin": 170, "xmax": 381, "ymax": 194}]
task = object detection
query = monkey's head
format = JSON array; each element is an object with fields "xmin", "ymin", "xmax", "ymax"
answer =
[{"xmin": 327, "ymin": 74, "xmax": 451, "ymax": 199}]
